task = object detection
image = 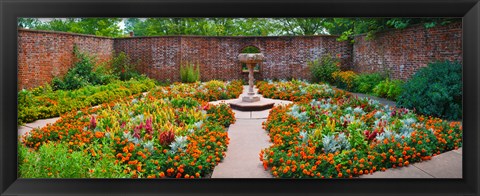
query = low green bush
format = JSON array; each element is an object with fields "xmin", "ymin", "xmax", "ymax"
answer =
[
  {"xmin": 353, "ymin": 73, "xmax": 385, "ymax": 94},
  {"xmin": 111, "ymin": 52, "xmax": 141, "ymax": 81},
  {"xmin": 52, "ymin": 48, "xmax": 117, "ymax": 90},
  {"xmin": 308, "ymin": 54, "xmax": 340, "ymax": 84},
  {"xmin": 18, "ymin": 78, "xmax": 156, "ymax": 125},
  {"xmin": 372, "ymin": 79, "xmax": 404, "ymax": 101},
  {"xmin": 18, "ymin": 142, "xmax": 128, "ymax": 178},
  {"xmin": 397, "ymin": 60, "xmax": 462, "ymax": 120},
  {"xmin": 180, "ymin": 62, "xmax": 201, "ymax": 83}
]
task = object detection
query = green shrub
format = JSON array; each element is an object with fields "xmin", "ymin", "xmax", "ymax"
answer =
[
  {"xmin": 111, "ymin": 52, "xmax": 140, "ymax": 81},
  {"xmin": 372, "ymin": 79, "xmax": 404, "ymax": 101},
  {"xmin": 18, "ymin": 142, "xmax": 129, "ymax": 178},
  {"xmin": 332, "ymin": 71, "xmax": 357, "ymax": 90},
  {"xmin": 397, "ymin": 61, "xmax": 462, "ymax": 120},
  {"xmin": 180, "ymin": 62, "xmax": 201, "ymax": 83},
  {"xmin": 308, "ymin": 54, "xmax": 340, "ymax": 84},
  {"xmin": 52, "ymin": 48, "xmax": 116, "ymax": 90},
  {"xmin": 353, "ymin": 73, "xmax": 385, "ymax": 94},
  {"xmin": 18, "ymin": 78, "xmax": 156, "ymax": 125}
]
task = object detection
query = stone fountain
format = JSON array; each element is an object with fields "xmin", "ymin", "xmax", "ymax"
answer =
[
  {"xmin": 229, "ymin": 53, "xmax": 275, "ymax": 111},
  {"xmin": 239, "ymin": 53, "xmax": 263, "ymax": 102}
]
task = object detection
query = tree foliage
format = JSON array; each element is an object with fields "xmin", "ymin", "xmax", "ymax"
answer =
[
  {"xmin": 19, "ymin": 18, "xmax": 123, "ymax": 37},
  {"xmin": 19, "ymin": 17, "xmax": 460, "ymax": 39}
]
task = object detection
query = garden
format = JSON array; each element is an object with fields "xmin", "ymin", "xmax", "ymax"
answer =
[{"xmin": 17, "ymin": 17, "xmax": 462, "ymax": 179}]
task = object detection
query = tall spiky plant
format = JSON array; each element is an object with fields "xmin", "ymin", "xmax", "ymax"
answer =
[{"xmin": 180, "ymin": 61, "xmax": 201, "ymax": 83}]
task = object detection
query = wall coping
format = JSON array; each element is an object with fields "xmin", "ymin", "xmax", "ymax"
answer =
[
  {"xmin": 353, "ymin": 21, "xmax": 462, "ymax": 38},
  {"xmin": 18, "ymin": 28, "xmax": 340, "ymax": 39},
  {"xmin": 18, "ymin": 28, "xmax": 114, "ymax": 39}
]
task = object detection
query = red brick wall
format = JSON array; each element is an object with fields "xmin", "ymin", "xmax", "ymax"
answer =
[
  {"xmin": 114, "ymin": 35, "xmax": 353, "ymax": 82},
  {"xmin": 18, "ymin": 29, "xmax": 114, "ymax": 90},
  {"xmin": 18, "ymin": 22, "xmax": 462, "ymax": 89},
  {"xmin": 353, "ymin": 22, "xmax": 462, "ymax": 80}
]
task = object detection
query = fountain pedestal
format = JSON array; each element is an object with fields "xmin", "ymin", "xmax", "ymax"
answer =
[
  {"xmin": 229, "ymin": 53, "xmax": 275, "ymax": 111},
  {"xmin": 242, "ymin": 63, "xmax": 261, "ymax": 102}
]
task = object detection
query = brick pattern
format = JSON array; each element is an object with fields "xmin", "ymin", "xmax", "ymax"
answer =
[
  {"xmin": 18, "ymin": 22, "xmax": 462, "ymax": 89},
  {"xmin": 18, "ymin": 29, "xmax": 114, "ymax": 90},
  {"xmin": 115, "ymin": 36, "xmax": 352, "ymax": 82},
  {"xmin": 353, "ymin": 22, "xmax": 462, "ymax": 80}
]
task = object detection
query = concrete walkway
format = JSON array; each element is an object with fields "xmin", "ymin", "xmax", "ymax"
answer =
[
  {"xmin": 211, "ymin": 85, "xmax": 288, "ymax": 178},
  {"xmin": 211, "ymin": 118, "xmax": 272, "ymax": 178},
  {"xmin": 18, "ymin": 117, "xmax": 60, "ymax": 138},
  {"xmin": 350, "ymin": 92, "xmax": 397, "ymax": 107},
  {"xmin": 360, "ymin": 148, "xmax": 462, "ymax": 178}
]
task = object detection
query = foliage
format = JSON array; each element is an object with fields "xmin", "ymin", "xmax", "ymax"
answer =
[
  {"xmin": 277, "ymin": 18, "xmax": 326, "ymax": 35},
  {"xmin": 241, "ymin": 46, "xmax": 261, "ymax": 53},
  {"xmin": 52, "ymin": 48, "xmax": 117, "ymax": 91},
  {"xmin": 20, "ymin": 88, "xmax": 236, "ymax": 178},
  {"xmin": 110, "ymin": 52, "xmax": 140, "ymax": 81},
  {"xmin": 353, "ymin": 73, "xmax": 385, "ymax": 94},
  {"xmin": 18, "ymin": 78, "xmax": 156, "ymax": 125},
  {"xmin": 207, "ymin": 104, "xmax": 236, "ymax": 127},
  {"xmin": 323, "ymin": 18, "xmax": 461, "ymax": 42},
  {"xmin": 149, "ymin": 80, "xmax": 243, "ymax": 102},
  {"xmin": 22, "ymin": 18, "xmax": 123, "ymax": 37},
  {"xmin": 332, "ymin": 71, "xmax": 358, "ymax": 90},
  {"xmin": 180, "ymin": 62, "xmax": 201, "ymax": 83},
  {"xmin": 397, "ymin": 61, "xmax": 462, "ymax": 120},
  {"xmin": 256, "ymin": 79, "xmax": 347, "ymax": 102},
  {"xmin": 19, "ymin": 142, "xmax": 128, "ymax": 178},
  {"xmin": 260, "ymin": 81, "xmax": 462, "ymax": 178},
  {"xmin": 372, "ymin": 79, "xmax": 404, "ymax": 101},
  {"xmin": 19, "ymin": 17, "xmax": 459, "ymax": 38},
  {"xmin": 308, "ymin": 54, "xmax": 341, "ymax": 84}
]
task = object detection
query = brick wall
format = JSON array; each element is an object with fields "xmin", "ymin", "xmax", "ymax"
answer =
[
  {"xmin": 18, "ymin": 22, "xmax": 462, "ymax": 89},
  {"xmin": 114, "ymin": 35, "xmax": 352, "ymax": 82},
  {"xmin": 18, "ymin": 29, "xmax": 114, "ymax": 90},
  {"xmin": 353, "ymin": 22, "xmax": 462, "ymax": 80}
]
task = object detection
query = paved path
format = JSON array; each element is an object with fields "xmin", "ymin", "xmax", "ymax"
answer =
[
  {"xmin": 350, "ymin": 92, "xmax": 397, "ymax": 107},
  {"xmin": 211, "ymin": 85, "xmax": 281, "ymax": 178},
  {"xmin": 211, "ymin": 118, "xmax": 273, "ymax": 178},
  {"xmin": 18, "ymin": 117, "xmax": 60, "ymax": 138},
  {"xmin": 360, "ymin": 148, "xmax": 462, "ymax": 178}
]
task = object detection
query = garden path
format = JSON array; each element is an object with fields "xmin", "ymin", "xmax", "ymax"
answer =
[{"xmin": 210, "ymin": 86, "xmax": 290, "ymax": 178}]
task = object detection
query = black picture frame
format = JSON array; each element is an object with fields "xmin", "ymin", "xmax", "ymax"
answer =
[{"xmin": 1, "ymin": 0, "xmax": 479, "ymax": 195}]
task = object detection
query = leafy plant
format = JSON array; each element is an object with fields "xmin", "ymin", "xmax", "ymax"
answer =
[
  {"xmin": 332, "ymin": 71, "xmax": 358, "ymax": 90},
  {"xmin": 353, "ymin": 73, "xmax": 385, "ymax": 94},
  {"xmin": 110, "ymin": 52, "xmax": 140, "ymax": 81},
  {"xmin": 18, "ymin": 142, "xmax": 128, "ymax": 178},
  {"xmin": 180, "ymin": 61, "xmax": 201, "ymax": 83},
  {"xmin": 397, "ymin": 61, "xmax": 462, "ymax": 120},
  {"xmin": 52, "ymin": 46, "xmax": 116, "ymax": 90},
  {"xmin": 372, "ymin": 79, "xmax": 404, "ymax": 101},
  {"xmin": 308, "ymin": 54, "xmax": 341, "ymax": 84}
]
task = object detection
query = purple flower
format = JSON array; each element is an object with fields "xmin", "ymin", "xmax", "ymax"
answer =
[
  {"xmin": 145, "ymin": 118, "xmax": 153, "ymax": 135},
  {"xmin": 133, "ymin": 126, "xmax": 141, "ymax": 139},
  {"xmin": 89, "ymin": 116, "xmax": 96, "ymax": 129}
]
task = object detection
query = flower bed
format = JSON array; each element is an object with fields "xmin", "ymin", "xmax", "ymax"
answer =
[
  {"xmin": 259, "ymin": 81, "xmax": 462, "ymax": 178},
  {"xmin": 150, "ymin": 80, "xmax": 243, "ymax": 102},
  {"xmin": 19, "ymin": 80, "xmax": 243, "ymax": 178},
  {"xmin": 18, "ymin": 78, "xmax": 156, "ymax": 125},
  {"xmin": 20, "ymin": 93, "xmax": 235, "ymax": 178},
  {"xmin": 257, "ymin": 79, "xmax": 348, "ymax": 102}
]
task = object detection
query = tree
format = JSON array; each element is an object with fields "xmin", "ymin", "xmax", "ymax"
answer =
[
  {"xmin": 277, "ymin": 18, "xmax": 326, "ymax": 35},
  {"xmin": 28, "ymin": 18, "xmax": 123, "ymax": 37},
  {"xmin": 18, "ymin": 18, "xmax": 41, "ymax": 28}
]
